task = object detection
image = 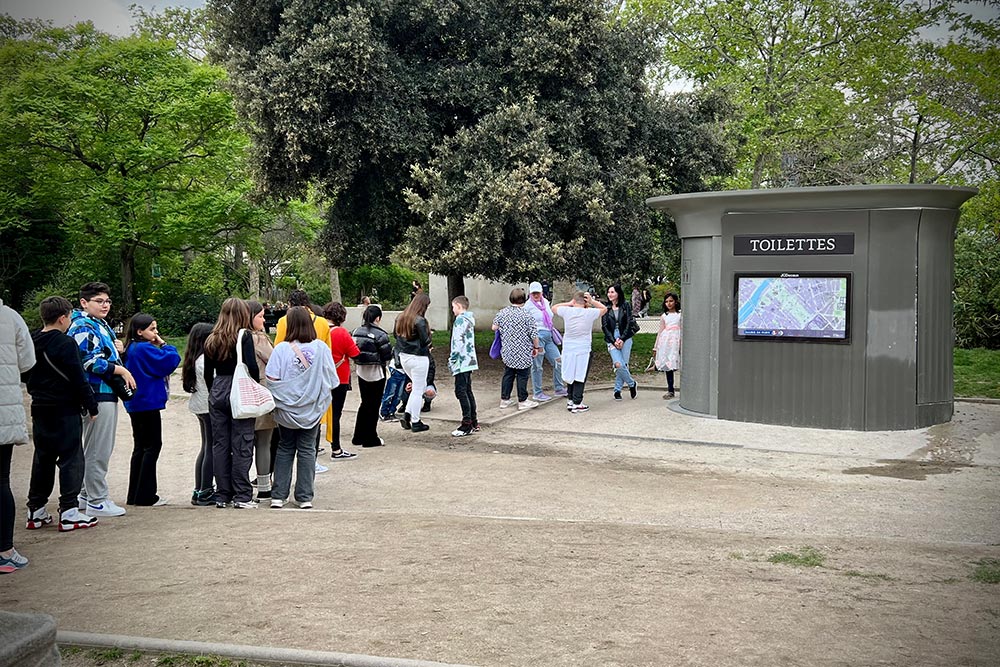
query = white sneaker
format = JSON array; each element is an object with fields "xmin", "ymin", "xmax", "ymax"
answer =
[
  {"xmin": 518, "ymin": 399, "xmax": 539, "ymax": 411},
  {"xmin": 86, "ymin": 499, "xmax": 126, "ymax": 517},
  {"xmin": 152, "ymin": 497, "xmax": 169, "ymax": 507},
  {"xmin": 58, "ymin": 508, "xmax": 98, "ymax": 532},
  {"xmin": 315, "ymin": 462, "xmax": 329, "ymax": 474},
  {"xmin": 270, "ymin": 498, "xmax": 285, "ymax": 509},
  {"xmin": 26, "ymin": 507, "xmax": 53, "ymax": 530},
  {"xmin": 233, "ymin": 500, "xmax": 258, "ymax": 509},
  {"xmin": 297, "ymin": 500, "xmax": 313, "ymax": 509},
  {"xmin": 571, "ymin": 403, "xmax": 590, "ymax": 413},
  {"xmin": 499, "ymin": 399, "xmax": 514, "ymax": 409},
  {"xmin": 566, "ymin": 400, "xmax": 574, "ymax": 411}
]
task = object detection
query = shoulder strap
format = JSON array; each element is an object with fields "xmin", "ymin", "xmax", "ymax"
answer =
[
  {"xmin": 43, "ymin": 351, "xmax": 71, "ymax": 382},
  {"xmin": 235, "ymin": 329, "xmax": 245, "ymax": 365},
  {"xmin": 291, "ymin": 342, "xmax": 311, "ymax": 369}
]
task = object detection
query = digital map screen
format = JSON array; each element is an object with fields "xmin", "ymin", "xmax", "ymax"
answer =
[{"xmin": 736, "ymin": 275, "xmax": 849, "ymax": 340}]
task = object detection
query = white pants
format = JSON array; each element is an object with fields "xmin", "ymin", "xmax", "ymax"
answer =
[{"xmin": 399, "ymin": 353, "xmax": 430, "ymax": 422}]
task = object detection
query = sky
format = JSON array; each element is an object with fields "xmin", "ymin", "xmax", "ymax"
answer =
[
  {"xmin": 1, "ymin": 0, "xmax": 207, "ymax": 36},
  {"xmin": 0, "ymin": 0, "xmax": 995, "ymax": 41}
]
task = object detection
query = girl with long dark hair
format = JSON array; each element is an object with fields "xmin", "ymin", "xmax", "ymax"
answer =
[
  {"xmin": 204, "ymin": 298, "xmax": 259, "ymax": 509},
  {"xmin": 247, "ymin": 301, "xmax": 277, "ymax": 499},
  {"xmin": 601, "ymin": 284, "xmax": 638, "ymax": 400},
  {"xmin": 122, "ymin": 313, "xmax": 181, "ymax": 506},
  {"xmin": 181, "ymin": 323, "xmax": 214, "ymax": 505},
  {"xmin": 654, "ymin": 292, "xmax": 682, "ymax": 399}
]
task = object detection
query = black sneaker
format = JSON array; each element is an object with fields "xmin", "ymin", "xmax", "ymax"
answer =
[
  {"xmin": 379, "ymin": 413, "xmax": 398, "ymax": 422},
  {"xmin": 613, "ymin": 390, "xmax": 622, "ymax": 401},
  {"xmin": 400, "ymin": 413, "xmax": 412, "ymax": 430},
  {"xmin": 410, "ymin": 420, "xmax": 430, "ymax": 433},
  {"xmin": 422, "ymin": 397, "xmax": 432, "ymax": 413},
  {"xmin": 629, "ymin": 383, "xmax": 637, "ymax": 399}
]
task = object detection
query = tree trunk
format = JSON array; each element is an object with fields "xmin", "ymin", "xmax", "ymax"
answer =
[
  {"xmin": 751, "ymin": 151, "xmax": 767, "ymax": 189},
  {"xmin": 120, "ymin": 242, "xmax": 137, "ymax": 317},
  {"xmin": 447, "ymin": 274, "xmax": 465, "ymax": 328},
  {"xmin": 329, "ymin": 267, "xmax": 342, "ymax": 303},
  {"xmin": 248, "ymin": 258, "xmax": 260, "ymax": 300}
]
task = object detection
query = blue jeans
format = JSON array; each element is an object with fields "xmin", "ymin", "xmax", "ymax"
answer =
[
  {"xmin": 379, "ymin": 366, "xmax": 408, "ymax": 417},
  {"xmin": 273, "ymin": 425, "xmax": 318, "ymax": 503},
  {"xmin": 609, "ymin": 328, "xmax": 636, "ymax": 392},
  {"xmin": 531, "ymin": 329, "xmax": 565, "ymax": 397}
]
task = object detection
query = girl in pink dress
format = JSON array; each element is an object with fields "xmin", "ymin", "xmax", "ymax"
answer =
[{"xmin": 653, "ymin": 293, "xmax": 682, "ymax": 399}]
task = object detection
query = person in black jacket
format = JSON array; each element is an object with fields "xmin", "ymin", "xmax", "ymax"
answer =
[
  {"xmin": 601, "ymin": 284, "xmax": 639, "ymax": 400},
  {"xmin": 351, "ymin": 305, "xmax": 394, "ymax": 447},
  {"xmin": 394, "ymin": 293, "xmax": 432, "ymax": 433},
  {"xmin": 24, "ymin": 296, "xmax": 100, "ymax": 532}
]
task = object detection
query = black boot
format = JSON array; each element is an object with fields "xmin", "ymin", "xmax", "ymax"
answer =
[{"xmin": 401, "ymin": 412, "xmax": 412, "ymax": 430}]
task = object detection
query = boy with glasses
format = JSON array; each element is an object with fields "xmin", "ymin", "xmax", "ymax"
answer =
[{"xmin": 67, "ymin": 282, "xmax": 136, "ymax": 517}]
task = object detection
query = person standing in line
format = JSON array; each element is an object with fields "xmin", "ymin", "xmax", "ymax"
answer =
[
  {"xmin": 526, "ymin": 282, "xmax": 566, "ymax": 402},
  {"xmin": 275, "ymin": 290, "xmax": 331, "ymax": 472},
  {"xmin": 247, "ymin": 301, "xmax": 276, "ymax": 501},
  {"xmin": 631, "ymin": 283, "xmax": 643, "ymax": 316},
  {"xmin": 181, "ymin": 323, "xmax": 215, "ymax": 506},
  {"xmin": 266, "ymin": 307, "xmax": 338, "ymax": 509},
  {"xmin": 492, "ymin": 288, "xmax": 541, "ymax": 411},
  {"xmin": 394, "ymin": 293, "xmax": 432, "ymax": 432},
  {"xmin": 449, "ymin": 296, "xmax": 479, "ymax": 437},
  {"xmin": 351, "ymin": 305, "xmax": 393, "ymax": 447},
  {"xmin": 654, "ymin": 292, "xmax": 683, "ymax": 399},
  {"xmin": 1, "ymin": 295, "xmax": 35, "ymax": 572},
  {"xmin": 121, "ymin": 314, "xmax": 181, "ymax": 506},
  {"xmin": 321, "ymin": 302, "xmax": 360, "ymax": 460},
  {"xmin": 68, "ymin": 282, "xmax": 135, "ymax": 518},
  {"xmin": 640, "ymin": 286, "xmax": 652, "ymax": 318},
  {"xmin": 602, "ymin": 284, "xmax": 639, "ymax": 401},
  {"xmin": 552, "ymin": 291, "xmax": 607, "ymax": 413},
  {"xmin": 204, "ymin": 298, "xmax": 259, "ymax": 509},
  {"xmin": 24, "ymin": 297, "xmax": 100, "ymax": 532}
]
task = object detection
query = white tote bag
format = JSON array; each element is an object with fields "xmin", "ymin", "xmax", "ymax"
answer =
[{"xmin": 229, "ymin": 329, "xmax": 275, "ymax": 419}]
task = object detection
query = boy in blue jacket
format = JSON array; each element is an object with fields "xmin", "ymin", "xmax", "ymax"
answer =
[
  {"xmin": 122, "ymin": 314, "xmax": 181, "ymax": 506},
  {"xmin": 68, "ymin": 282, "xmax": 136, "ymax": 517}
]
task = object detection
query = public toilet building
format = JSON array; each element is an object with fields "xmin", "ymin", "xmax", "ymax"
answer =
[{"xmin": 647, "ymin": 185, "xmax": 978, "ymax": 431}]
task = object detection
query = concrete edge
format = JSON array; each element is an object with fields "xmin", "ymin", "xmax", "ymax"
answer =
[
  {"xmin": 56, "ymin": 631, "xmax": 479, "ymax": 667},
  {"xmin": 955, "ymin": 397, "xmax": 1000, "ymax": 405}
]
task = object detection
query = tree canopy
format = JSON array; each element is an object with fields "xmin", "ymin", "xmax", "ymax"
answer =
[
  {"xmin": 209, "ymin": 0, "xmax": 731, "ymax": 284},
  {"xmin": 0, "ymin": 20, "xmax": 261, "ymax": 311}
]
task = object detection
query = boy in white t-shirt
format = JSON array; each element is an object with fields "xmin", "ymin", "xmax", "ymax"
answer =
[{"xmin": 551, "ymin": 291, "xmax": 607, "ymax": 413}]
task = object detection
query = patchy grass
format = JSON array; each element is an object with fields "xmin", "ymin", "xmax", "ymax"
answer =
[
  {"xmin": 971, "ymin": 558, "xmax": 1000, "ymax": 584},
  {"xmin": 843, "ymin": 570, "xmax": 894, "ymax": 581},
  {"xmin": 954, "ymin": 348, "xmax": 1000, "ymax": 399},
  {"xmin": 767, "ymin": 546, "xmax": 826, "ymax": 568},
  {"xmin": 88, "ymin": 648, "xmax": 124, "ymax": 665}
]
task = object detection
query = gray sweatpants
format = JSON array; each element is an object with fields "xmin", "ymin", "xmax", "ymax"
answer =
[{"xmin": 79, "ymin": 401, "xmax": 118, "ymax": 505}]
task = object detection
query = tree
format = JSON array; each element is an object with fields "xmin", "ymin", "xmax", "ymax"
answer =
[
  {"xmin": 209, "ymin": 0, "xmax": 731, "ymax": 287},
  {"xmin": 638, "ymin": 0, "xmax": 939, "ymax": 188},
  {"xmin": 0, "ymin": 23, "xmax": 262, "ymax": 313}
]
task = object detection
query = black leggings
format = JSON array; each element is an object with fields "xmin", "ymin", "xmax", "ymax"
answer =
[
  {"xmin": 194, "ymin": 414, "xmax": 214, "ymax": 491},
  {"xmin": 1, "ymin": 445, "xmax": 14, "ymax": 552},
  {"xmin": 128, "ymin": 410, "xmax": 163, "ymax": 506},
  {"xmin": 666, "ymin": 370, "xmax": 675, "ymax": 392}
]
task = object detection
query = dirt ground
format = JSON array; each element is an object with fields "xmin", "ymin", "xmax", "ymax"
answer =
[{"xmin": 3, "ymin": 368, "xmax": 999, "ymax": 667}]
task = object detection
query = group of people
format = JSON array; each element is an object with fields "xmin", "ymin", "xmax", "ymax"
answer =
[{"xmin": 0, "ymin": 279, "xmax": 682, "ymax": 574}]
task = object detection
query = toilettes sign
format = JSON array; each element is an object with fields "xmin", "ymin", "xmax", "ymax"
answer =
[{"xmin": 734, "ymin": 233, "xmax": 855, "ymax": 255}]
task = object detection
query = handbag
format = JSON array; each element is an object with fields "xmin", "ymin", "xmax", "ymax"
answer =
[
  {"xmin": 230, "ymin": 329, "xmax": 275, "ymax": 419},
  {"xmin": 489, "ymin": 330, "xmax": 502, "ymax": 359}
]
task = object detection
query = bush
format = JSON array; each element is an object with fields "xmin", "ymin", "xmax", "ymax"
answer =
[
  {"xmin": 143, "ymin": 282, "xmax": 225, "ymax": 336},
  {"xmin": 341, "ymin": 265, "xmax": 424, "ymax": 309},
  {"xmin": 647, "ymin": 281, "xmax": 682, "ymax": 316}
]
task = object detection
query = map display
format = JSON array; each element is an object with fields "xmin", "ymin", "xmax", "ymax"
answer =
[{"xmin": 736, "ymin": 275, "xmax": 849, "ymax": 340}]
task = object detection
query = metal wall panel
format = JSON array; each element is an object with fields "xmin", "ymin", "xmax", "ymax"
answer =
[
  {"xmin": 917, "ymin": 209, "xmax": 957, "ymax": 406},
  {"xmin": 718, "ymin": 211, "xmax": 868, "ymax": 429},
  {"xmin": 864, "ymin": 210, "xmax": 919, "ymax": 430},
  {"xmin": 679, "ymin": 237, "xmax": 716, "ymax": 415}
]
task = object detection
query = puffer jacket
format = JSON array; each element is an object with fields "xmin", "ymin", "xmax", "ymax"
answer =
[
  {"xmin": 0, "ymin": 298, "xmax": 35, "ymax": 445},
  {"xmin": 67, "ymin": 309, "xmax": 122, "ymax": 402},
  {"xmin": 352, "ymin": 324, "xmax": 392, "ymax": 366}
]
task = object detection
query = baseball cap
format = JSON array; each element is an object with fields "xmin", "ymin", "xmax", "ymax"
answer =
[{"xmin": 528, "ymin": 281, "xmax": 543, "ymax": 293}]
